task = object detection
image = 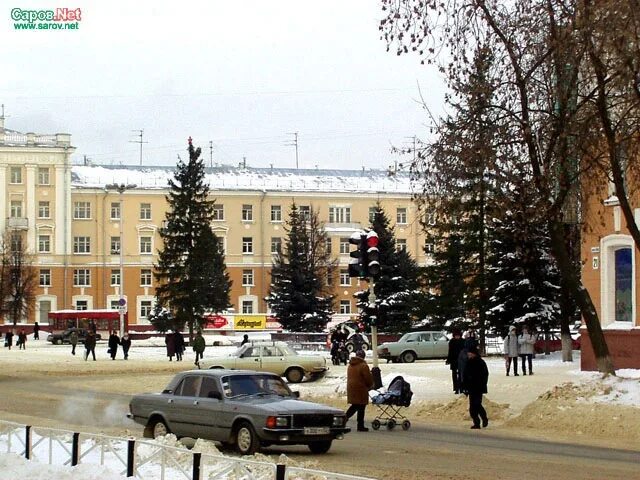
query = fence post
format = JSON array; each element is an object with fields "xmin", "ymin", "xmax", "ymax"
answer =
[
  {"xmin": 192, "ymin": 452, "xmax": 201, "ymax": 480},
  {"xmin": 127, "ymin": 439, "xmax": 135, "ymax": 477},
  {"xmin": 276, "ymin": 463, "xmax": 286, "ymax": 480},
  {"xmin": 71, "ymin": 432, "xmax": 80, "ymax": 466},
  {"xmin": 24, "ymin": 426, "xmax": 31, "ymax": 460}
]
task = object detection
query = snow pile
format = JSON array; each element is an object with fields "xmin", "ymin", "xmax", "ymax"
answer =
[{"xmin": 0, "ymin": 453, "xmax": 126, "ymax": 480}]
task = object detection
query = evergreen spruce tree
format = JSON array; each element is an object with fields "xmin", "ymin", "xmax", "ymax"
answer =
[
  {"xmin": 154, "ymin": 137, "xmax": 231, "ymax": 339},
  {"xmin": 355, "ymin": 203, "xmax": 421, "ymax": 333},
  {"xmin": 266, "ymin": 204, "xmax": 335, "ymax": 332},
  {"xmin": 147, "ymin": 303, "xmax": 176, "ymax": 333}
]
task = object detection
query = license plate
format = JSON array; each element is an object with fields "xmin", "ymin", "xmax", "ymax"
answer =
[{"xmin": 304, "ymin": 427, "xmax": 330, "ymax": 435}]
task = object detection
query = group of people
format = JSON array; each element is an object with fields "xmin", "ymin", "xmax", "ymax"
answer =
[
  {"xmin": 165, "ymin": 330, "xmax": 206, "ymax": 367},
  {"xmin": 503, "ymin": 325, "xmax": 537, "ymax": 376},
  {"xmin": 106, "ymin": 331, "xmax": 132, "ymax": 360},
  {"xmin": 4, "ymin": 329, "xmax": 28, "ymax": 350}
]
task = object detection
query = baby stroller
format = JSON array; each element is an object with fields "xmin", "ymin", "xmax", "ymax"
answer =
[{"xmin": 370, "ymin": 375, "xmax": 413, "ymax": 430}]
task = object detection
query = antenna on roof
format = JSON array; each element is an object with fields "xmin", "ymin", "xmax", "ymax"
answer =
[
  {"xmin": 285, "ymin": 131, "xmax": 299, "ymax": 169},
  {"xmin": 209, "ymin": 140, "xmax": 213, "ymax": 168},
  {"xmin": 130, "ymin": 129, "xmax": 148, "ymax": 166}
]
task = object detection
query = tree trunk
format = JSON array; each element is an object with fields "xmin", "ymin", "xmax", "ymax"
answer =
[{"xmin": 549, "ymin": 220, "xmax": 615, "ymax": 374}]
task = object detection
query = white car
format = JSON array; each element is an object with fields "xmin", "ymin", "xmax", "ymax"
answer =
[{"xmin": 377, "ymin": 331, "xmax": 449, "ymax": 363}]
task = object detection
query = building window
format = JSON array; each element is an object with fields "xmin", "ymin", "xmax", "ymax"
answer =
[
  {"xmin": 38, "ymin": 201, "xmax": 50, "ymax": 219},
  {"xmin": 75, "ymin": 300, "xmax": 88, "ymax": 311},
  {"xmin": 340, "ymin": 269, "xmax": 351, "ymax": 286},
  {"xmin": 425, "ymin": 211, "xmax": 437, "ymax": 226},
  {"xmin": 424, "ymin": 240, "xmax": 435, "ymax": 255},
  {"xmin": 242, "ymin": 204, "xmax": 253, "ymax": 221},
  {"xmin": 369, "ymin": 206, "xmax": 377, "ymax": 224},
  {"xmin": 242, "ymin": 237, "xmax": 253, "ymax": 254},
  {"xmin": 73, "ymin": 236, "xmax": 91, "ymax": 254},
  {"xmin": 73, "ymin": 201, "xmax": 91, "ymax": 219},
  {"xmin": 110, "ymin": 202, "xmax": 120, "ymax": 220},
  {"xmin": 10, "ymin": 234, "xmax": 22, "ymax": 252},
  {"xmin": 340, "ymin": 300, "xmax": 351, "ymax": 314},
  {"xmin": 396, "ymin": 239, "xmax": 407, "ymax": 252},
  {"xmin": 140, "ymin": 300, "xmax": 153, "ymax": 318},
  {"xmin": 73, "ymin": 269, "xmax": 91, "ymax": 287},
  {"xmin": 111, "ymin": 269, "xmax": 121, "ymax": 286},
  {"xmin": 39, "ymin": 269, "xmax": 51, "ymax": 287},
  {"xmin": 140, "ymin": 269, "xmax": 152, "ymax": 287},
  {"xmin": 325, "ymin": 238, "xmax": 332, "ymax": 254},
  {"xmin": 271, "ymin": 237, "xmax": 282, "ymax": 254},
  {"xmin": 140, "ymin": 236, "xmax": 152, "ymax": 254},
  {"xmin": 38, "ymin": 235, "xmax": 51, "ymax": 253},
  {"xmin": 10, "ymin": 201, "xmax": 22, "ymax": 218},
  {"xmin": 212, "ymin": 204, "xmax": 224, "ymax": 221},
  {"xmin": 271, "ymin": 205, "xmax": 282, "ymax": 222},
  {"xmin": 110, "ymin": 237, "xmax": 120, "ymax": 255},
  {"xmin": 329, "ymin": 206, "xmax": 351, "ymax": 223},
  {"xmin": 299, "ymin": 205, "xmax": 310, "ymax": 220},
  {"xmin": 615, "ymin": 247, "xmax": 633, "ymax": 322},
  {"xmin": 242, "ymin": 300, "xmax": 254, "ymax": 314},
  {"xmin": 109, "ymin": 300, "xmax": 119, "ymax": 310},
  {"xmin": 397, "ymin": 207, "xmax": 408, "ymax": 224},
  {"xmin": 38, "ymin": 167, "xmax": 50, "ymax": 185},
  {"xmin": 10, "ymin": 167, "xmax": 22, "ymax": 184},
  {"xmin": 326, "ymin": 270, "xmax": 333, "ymax": 286},
  {"xmin": 140, "ymin": 203, "xmax": 151, "ymax": 220},
  {"xmin": 339, "ymin": 238, "xmax": 350, "ymax": 255},
  {"xmin": 242, "ymin": 269, "xmax": 254, "ymax": 286}
]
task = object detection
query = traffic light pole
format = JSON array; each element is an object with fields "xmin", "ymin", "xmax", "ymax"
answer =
[{"xmin": 369, "ymin": 280, "xmax": 383, "ymax": 389}]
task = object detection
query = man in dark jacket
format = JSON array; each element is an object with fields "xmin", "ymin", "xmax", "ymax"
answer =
[
  {"xmin": 174, "ymin": 331, "xmax": 185, "ymax": 361},
  {"xmin": 33, "ymin": 322, "xmax": 40, "ymax": 340},
  {"xmin": 84, "ymin": 331, "xmax": 97, "ymax": 361},
  {"xmin": 345, "ymin": 349, "xmax": 374, "ymax": 432},
  {"xmin": 192, "ymin": 331, "xmax": 206, "ymax": 367},
  {"xmin": 120, "ymin": 332, "xmax": 132, "ymax": 360},
  {"xmin": 108, "ymin": 331, "xmax": 120, "ymax": 360},
  {"xmin": 446, "ymin": 329, "xmax": 465, "ymax": 394},
  {"xmin": 463, "ymin": 344, "xmax": 489, "ymax": 429}
]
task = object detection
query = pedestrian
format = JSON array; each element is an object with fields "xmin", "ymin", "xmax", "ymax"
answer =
[
  {"xmin": 120, "ymin": 332, "xmax": 131, "ymax": 360},
  {"xmin": 17, "ymin": 329, "xmax": 27, "ymax": 350},
  {"xmin": 33, "ymin": 321, "xmax": 40, "ymax": 340},
  {"xmin": 5, "ymin": 330, "xmax": 14, "ymax": 350},
  {"xmin": 240, "ymin": 334, "xmax": 250, "ymax": 346},
  {"xmin": 84, "ymin": 330, "xmax": 97, "ymax": 361},
  {"xmin": 165, "ymin": 330, "xmax": 176, "ymax": 361},
  {"xmin": 108, "ymin": 330, "xmax": 120, "ymax": 360},
  {"xmin": 463, "ymin": 344, "xmax": 489, "ymax": 429},
  {"xmin": 345, "ymin": 349, "xmax": 374, "ymax": 432},
  {"xmin": 518, "ymin": 325, "xmax": 537, "ymax": 375},
  {"xmin": 350, "ymin": 331, "xmax": 365, "ymax": 352},
  {"xmin": 503, "ymin": 325, "xmax": 520, "ymax": 376},
  {"xmin": 193, "ymin": 331, "xmax": 206, "ymax": 367},
  {"xmin": 446, "ymin": 329, "xmax": 465, "ymax": 394},
  {"xmin": 174, "ymin": 330, "xmax": 185, "ymax": 361},
  {"xmin": 69, "ymin": 328, "xmax": 79, "ymax": 355},
  {"xmin": 88, "ymin": 320, "xmax": 97, "ymax": 334},
  {"xmin": 457, "ymin": 329, "xmax": 478, "ymax": 392}
]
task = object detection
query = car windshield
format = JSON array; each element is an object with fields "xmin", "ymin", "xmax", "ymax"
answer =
[{"xmin": 221, "ymin": 374, "xmax": 293, "ymax": 398}]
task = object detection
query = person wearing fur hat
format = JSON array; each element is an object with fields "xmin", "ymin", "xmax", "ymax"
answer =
[
  {"xmin": 446, "ymin": 329, "xmax": 465, "ymax": 394},
  {"xmin": 463, "ymin": 344, "xmax": 489, "ymax": 429},
  {"xmin": 345, "ymin": 349, "xmax": 374, "ymax": 432},
  {"xmin": 503, "ymin": 325, "xmax": 520, "ymax": 376}
]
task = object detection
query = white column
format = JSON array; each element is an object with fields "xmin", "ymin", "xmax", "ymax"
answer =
[
  {"xmin": 25, "ymin": 164, "xmax": 36, "ymax": 251},
  {"xmin": 54, "ymin": 165, "xmax": 67, "ymax": 254},
  {"xmin": 0, "ymin": 164, "xmax": 6, "ymax": 233}
]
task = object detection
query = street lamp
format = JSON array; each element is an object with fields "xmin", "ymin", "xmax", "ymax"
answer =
[{"xmin": 106, "ymin": 183, "xmax": 137, "ymax": 337}]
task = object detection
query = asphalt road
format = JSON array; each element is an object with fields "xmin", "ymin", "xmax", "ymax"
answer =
[{"xmin": 1, "ymin": 374, "xmax": 638, "ymax": 480}]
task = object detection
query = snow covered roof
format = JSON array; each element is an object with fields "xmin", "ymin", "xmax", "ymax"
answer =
[{"xmin": 71, "ymin": 164, "xmax": 415, "ymax": 194}]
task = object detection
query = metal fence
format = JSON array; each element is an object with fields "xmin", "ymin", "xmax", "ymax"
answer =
[{"xmin": 0, "ymin": 420, "xmax": 374, "ymax": 480}]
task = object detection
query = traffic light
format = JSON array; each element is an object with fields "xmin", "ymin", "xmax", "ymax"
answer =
[
  {"xmin": 348, "ymin": 232, "xmax": 367, "ymax": 278},
  {"xmin": 366, "ymin": 230, "xmax": 380, "ymax": 278}
]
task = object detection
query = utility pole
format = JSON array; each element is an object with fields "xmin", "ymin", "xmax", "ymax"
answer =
[
  {"xmin": 285, "ymin": 131, "xmax": 299, "ymax": 169},
  {"xmin": 209, "ymin": 140, "xmax": 214, "ymax": 167},
  {"xmin": 129, "ymin": 129, "xmax": 148, "ymax": 166}
]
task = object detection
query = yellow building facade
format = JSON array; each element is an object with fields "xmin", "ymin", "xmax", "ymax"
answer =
[{"xmin": 1, "ymin": 120, "xmax": 426, "ymax": 327}]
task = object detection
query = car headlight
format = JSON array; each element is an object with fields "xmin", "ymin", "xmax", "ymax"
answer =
[
  {"xmin": 266, "ymin": 416, "xmax": 290, "ymax": 428},
  {"xmin": 332, "ymin": 415, "xmax": 345, "ymax": 427}
]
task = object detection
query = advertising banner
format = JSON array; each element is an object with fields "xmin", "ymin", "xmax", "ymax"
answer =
[{"xmin": 235, "ymin": 315, "xmax": 267, "ymax": 330}]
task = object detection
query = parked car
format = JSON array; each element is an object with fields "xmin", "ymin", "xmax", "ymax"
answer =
[
  {"xmin": 199, "ymin": 341, "xmax": 328, "ymax": 383},
  {"xmin": 377, "ymin": 331, "xmax": 449, "ymax": 363},
  {"xmin": 534, "ymin": 332, "xmax": 581, "ymax": 354},
  {"xmin": 47, "ymin": 328, "xmax": 102, "ymax": 345},
  {"xmin": 128, "ymin": 369, "xmax": 350, "ymax": 454}
]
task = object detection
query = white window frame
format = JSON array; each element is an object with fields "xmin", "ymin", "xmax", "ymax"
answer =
[
  {"xmin": 73, "ymin": 236, "xmax": 91, "ymax": 254},
  {"xmin": 212, "ymin": 204, "xmax": 224, "ymax": 221},
  {"xmin": 242, "ymin": 204, "xmax": 253, "ymax": 222},
  {"xmin": 396, "ymin": 238, "xmax": 407, "ymax": 252},
  {"xmin": 38, "ymin": 201, "xmax": 50, "ymax": 219},
  {"xmin": 329, "ymin": 206, "xmax": 351, "ymax": 224},
  {"xmin": 299, "ymin": 205, "xmax": 310, "ymax": 220},
  {"xmin": 242, "ymin": 269, "xmax": 254, "ymax": 286},
  {"xmin": 339, "ymin": 238, "xmax": 350, "ymax": 255},
  {"xmin": 140, "ymin": 300, "xmax": 153, "ymax": 318},
  {"xmin": 10, "ymin": 200, "xmax": 22, "ymax": 218},
  {"xmin": 110, "ymin": 202, "xmax": 120, "ymax": 220},
  {"xmin": 111, "ymin": 269, "xmax": 121, "ymax": 286},
  {"xmin": 38, "ymin": 167, "xmax": 50, "ymax": 185},
  {"xmin": 270, "ymin": 205, "xmax": 282, "ymax": 222},
  {"xmin": 110, "ymin": 236, "xmax": 120, "ymax": 255},
  {"xmin": 242, "ymin": 237, "xmax": 253, "ymax": 254},
  {"xmin": 340, "ymin": 269, "xmax": 350, "ymax": 286},
  {"xmin": 73, "ymin": 269, "xmax": 91, "ymax": 287},
  {"xmin": 39, "ymin": 269, "xmax": 51, "ymax": 287},
  {"xmin": 271, "ymin": 237, "xmax": 281, "ymax": 254},
  {"xmin": 10, "ymin": 166, "xmax": 22, "ymax": 184},
  {"xmin": 139, "ymin": 236, "xmax": 153, "ymax": 254},
  {"xmin": 397, "ymin": 207, "xmax": 408, "ymax": 224},
  {"xmin": 140, "ymin": 202, "xmax": 152, "ymax": 220},
  {"xmin": 242, "ymin": 300, "xmax": 254, "ymax": 314},
  {"xmin": 340, "ymin": 300, "xmax": 351, "ymax": 314},
  {"xmin": 38, "ymin": 235, "xmax": 51, "ymax": 253},
  {"xmin": 600, "ymin": 234, "xmax": 637, "ymax": 327},
  {"xmin": 140, "ymin": 268, "xmax": 153, "ymax": 287},
  {"xmin": 73, "ymin": 201, "xmax": 91, "ymax": 220}
]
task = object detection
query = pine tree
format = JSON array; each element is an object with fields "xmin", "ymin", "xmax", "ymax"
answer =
[
  {"xmin": 266, "ymin": 204, "xmax": 335, "ymax": 332},
  {"xmin": 355, "ymin": 203, "xmax": 421, "ymax": 333},
  {"xmin": 154, "ymin": 137, "xmax": 231, "ymax": 339},
  {"xmin": 147, "ymin": 303, "xmax": 176, "ymax": 333}
]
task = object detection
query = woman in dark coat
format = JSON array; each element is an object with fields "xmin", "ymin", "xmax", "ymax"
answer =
[
  {"xmin": 120, "ymin": 332, "xmax": 132, "ymax": 360},
  {"xmin": 165, "ymin": 331, "xmax": 176, "ymax": 361},
  {"xmin": 174, "ymin": 331, "xmax": 185, "ymax": 361},
  {"xmin": 446, "ymin": 329, "xmax": 465, "ymax": 394},
  {"xmin": 17, "ymin": 329, "xmax": 27, "ymax": 350},
  {"xmin": 108, "ymin": 331, "xmax": 120, "ymax": 360},
  {"xmin": 463, "ymin": 344, "xmax": 489, "ymax": 429},
  {"xmin": 345, "ymin": 350, "xmax": 374, "ymax": 432},
  {"xmin": 84, "ymin": 331, "xmax": 97, "ymax": 361},
  {"xmin": 5, "ymin": 331, "xmax": 14, "ymax": 350}
]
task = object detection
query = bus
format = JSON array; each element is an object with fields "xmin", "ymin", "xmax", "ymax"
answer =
[{"xmin": 48, "ymin": 309, "xmax": 127, "ymax": 333}]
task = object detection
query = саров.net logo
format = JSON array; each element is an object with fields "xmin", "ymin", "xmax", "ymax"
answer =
[{"xmin": 11, "ymin": 7, "xmax": 82, "ymax": 30}]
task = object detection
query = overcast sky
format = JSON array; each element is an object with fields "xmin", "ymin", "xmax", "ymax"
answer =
[{"xmin": 1, "ymin": 0, "xmax": 445, "ymax": 170}]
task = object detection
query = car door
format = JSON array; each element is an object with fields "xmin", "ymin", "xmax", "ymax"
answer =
[
  {"xmin": 414, "ymin": 333, "xmax": 434, "ymax": 359},
  {"xmin": 259, "ymin": 346, "xmax": 287, "ymax": 375},
  {"xmin": 170, "ymin": 375, "xmax": 204, "ymax": 438},
  {"xmin": 431, "ymin": 332, "xmax": 449, "ymax": 357},
  {"xmin": 234, "ymin": 345, "xmax": 263, "ymax": 371},
  {"xmin": 193, "ymin": 376, "xmax": 223, "ymax": 440}
]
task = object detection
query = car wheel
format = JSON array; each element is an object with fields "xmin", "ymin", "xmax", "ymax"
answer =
[
  {"xmin": 361, "ymin": 343, "xmax": 369, "ymax": 351},
  {"xmin": 308, "ymin": 441, "xmax": 332, "ymax": 454},
  {"xmin": 56, "ymin": 339, "xmax": 62, "ymax": 345},
  {"xmin": 235, "ymin": 421, "xmax": 259, "ymax": 455},
  {"xmin": 401, "ymin": 351, "xmax": 416, "ymax": 363},
  {"xmin": 151, "ymin": 418, "xmax": 170, "ymax": 438},
  {"xmin": 285, "ymin": 367, "xmax": 304, "ymax": 384}
]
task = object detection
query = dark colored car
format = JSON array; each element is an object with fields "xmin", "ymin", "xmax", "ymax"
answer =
[
  {"xmin": 534, "ymin": 332, "xmax": 580, "ymax": 354},
  {"xmin": 47, "ymin": 328, "xmax": 102, "ymax": 345},
  {"xmin": 128, "ymin": 370, "xmax": 350, "ymax": 455}
]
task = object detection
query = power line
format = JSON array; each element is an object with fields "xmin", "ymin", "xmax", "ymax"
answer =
[{"xmin": 129, "ymin": 129, "xmax": 148, "ymax": 166}]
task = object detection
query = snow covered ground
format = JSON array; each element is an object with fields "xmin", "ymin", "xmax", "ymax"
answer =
[{"xmin": 0, "ymin": 337, "xmax": 638, "ymax": 480}]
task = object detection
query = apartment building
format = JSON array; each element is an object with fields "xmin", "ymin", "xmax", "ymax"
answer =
[{"xmin": 1, "ymin": 119, "xmax": 427, "ymax": 326}]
